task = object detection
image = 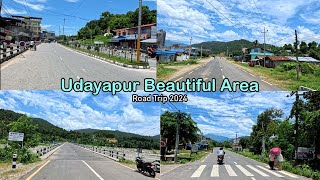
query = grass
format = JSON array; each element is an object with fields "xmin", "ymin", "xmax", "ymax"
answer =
[
  {"xmin": 157, "ymin": 65, "xmax": 177, "ymax": 81},
  {"xmin": 159, "ymin": 59, "xmax": 199, "ymax": 66},
  {"xmin": 65, "ymin": 45, "xmax": 149, "ymax": 66},
  {"xmin": 119, "ymin": 159, "xmax": 135, "ymax": 165},
  {"xmin": 161, "ymin": 150, "xmax": 210, "ymax": 164},
  {"xmin": 232, "ymin": 61, "xmax": 320, "ymax": 90},
  {"xmin": 229, "ymin": 149, "xmax": 320, "ymax": 180}
]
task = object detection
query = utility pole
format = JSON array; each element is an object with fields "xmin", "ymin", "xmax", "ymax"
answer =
[
  {"xmin": 189, "ymin": 37, "xmax": 192, "ymax": 59},
  {"xmin": 295, "ymin": 30, "xmax": 300, "ymax": 81},
  {"xmin": 59, "ymin": 25, "xmax": 61, "ymax": 37},
  {"xmin": 0, "ymin": 0, "xmax": 2, "ymax": 16},
  {"xmin": 227, "ymin": 47, "xmax": 229, "ymax": 57},
  {"xmin": 263, "ymin": 27, "xmax": 268, "ymax": 67},
  {"xmin": 235, "ymin": 132, "xmax": 239, "ymax": 144},
  {"xmin": 262, "ymin": 122, "xmax": 265, "ymax": 158},
  {"xmin": 174, "ymin": 110, "xmax": 181, "ymax": 163},
  {"xmin": 136, "ymin": 0, "xmax": 142, "ymax": 64},
  {"xmin": 63, "ymin": 18, "xmax": 66, "ymax": 42},
  {"xmin": 200, "ymin": 45, "xmax": 202, "ymax": 59}
]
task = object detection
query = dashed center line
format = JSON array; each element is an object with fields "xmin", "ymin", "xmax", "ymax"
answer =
[
  {"xmin": 222, "ymin": 75, "xmax": 225, "ymax": 79},
  {"xmin": 82, "ymin": 69, "xmax": 87, "ymax": 73},
  {"xmin": 188, "ymin": 71, "xmax": 194, "ymax": 75},
  {"xmin": 234, "ymin": 162, "xmax": 237, "ymax": 164},
  {"xmin": 176, "ymin": 77, "xmax": 183, "ymax": 81},
  {"xmin": 76, "ymin": 76, "xmax": 80, "ymax": 80},
  {"xmin": 59, "ymin": 57, "xmax": 63, "ymax": 60}
]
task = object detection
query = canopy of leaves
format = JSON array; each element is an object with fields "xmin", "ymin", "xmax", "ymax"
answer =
[{"xmin": 161, "ymin": 111, "xmax": 200, "ymax": 151}]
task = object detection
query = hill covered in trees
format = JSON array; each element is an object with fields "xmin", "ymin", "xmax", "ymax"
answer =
[
  {"xmin": 0, "ymin": 109, "xmax": 159, "ymax": 150},
  {"xmin": 77, "ymin": 6, "xmax": 156, "ymax": 40}
]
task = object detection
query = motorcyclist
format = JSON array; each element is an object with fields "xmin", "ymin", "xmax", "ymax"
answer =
[{"xmin": 217, "ymin": 147, "xmax": 225, "ymax": 161}]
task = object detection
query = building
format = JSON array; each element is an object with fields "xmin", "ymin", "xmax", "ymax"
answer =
[
  {"xmin": 0, "ymin": 17, "xmax": 29, "ymax": 42},
  {"xmin": 11, "ymin": 16, "xmax": 42, "ymax": 40},
  {"xmin": 286, "ymin": 56, "xmax": 320, "ymax": 63},
  {"xmin": 249, "ymin": 48, "xmax": 274, "ymax": 61},
  {"xmin": 40, "ymin": 30, "xmax": 56, "ymax": 41},
  {"xmin": 256, "ymin": 56, "xmax": 291, "ymax": 68},
  {"xmin": 232, "ymin": 138, "xmax": 242, "ymax": 151},
  {"xmin": 110, "ymin": 23, "xmax": 157, "ymax": 49}
]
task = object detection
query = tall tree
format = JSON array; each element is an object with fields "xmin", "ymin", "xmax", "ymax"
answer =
[{"xmin": 161, "ymin": 111, "xmax": 200, "ymax": 151}]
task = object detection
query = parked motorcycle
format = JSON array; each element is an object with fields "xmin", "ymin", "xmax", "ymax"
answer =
[
  {"xmin": 153, "ymin": 160, "xmax": 160, "ymax": 173},
  {"xmin": 217, "ymin": 155, "xmax": 224, "ymax": 165},
  {"xmin": 136, "ymin": 157, "xmax": 156, "ymax": 177}
]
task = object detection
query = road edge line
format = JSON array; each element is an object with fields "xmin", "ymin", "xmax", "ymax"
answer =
[
  {"xmin": 25, "ymin": 160, "xmax": 51, "ymax": 180},
  {"xmin": 82, "ymin": 160, "xmax": 104, "ymax": 180}
]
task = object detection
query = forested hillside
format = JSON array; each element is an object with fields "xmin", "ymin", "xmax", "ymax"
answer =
[{"xmin": 0, "ymin": 109, "xmax": 159, "ymax": 150}]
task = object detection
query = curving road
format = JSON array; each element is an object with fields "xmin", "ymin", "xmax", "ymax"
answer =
[{"xmin": 0, "ymin": 43, "xmax": 155, "ymax": 90}]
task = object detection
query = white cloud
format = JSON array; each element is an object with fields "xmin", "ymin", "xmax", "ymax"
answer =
[
  {"xmin": 5, "ymin": 8, "xmax": 27, "ymax": 15},
  {"xmin": 13, "ymin": 0, "xmax": 46, "ymax": 11}
]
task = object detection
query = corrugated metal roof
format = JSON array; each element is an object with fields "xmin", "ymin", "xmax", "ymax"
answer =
[{"xmin": 286, "ymin": 56, "xmax": 320, "ymax": 62}]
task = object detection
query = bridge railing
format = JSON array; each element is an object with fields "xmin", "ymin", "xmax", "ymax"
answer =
[{"xmin": 31, "ymin": 143, "xmax": 62, "ymax": 157}]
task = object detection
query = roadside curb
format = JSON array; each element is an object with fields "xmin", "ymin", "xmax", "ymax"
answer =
[
  {"xmin": 75, "ymin": 144, "xmax": 119, "ymax": 162},
  {"xmin": 62, "ymin": 45, "xmax": 150, "ymax": 69}
]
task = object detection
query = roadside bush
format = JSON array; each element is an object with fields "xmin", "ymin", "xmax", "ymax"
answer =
[
  {"xmin": 279, "ymin": 62, "xmax": 296, "ymax": 71},
  {"xmin": 300, "ymin": 62, "xmax": 316, "ymax": 74},
  {"xmin": 0, "ymin": 147, "xmax": 39, "ymax": 164}
]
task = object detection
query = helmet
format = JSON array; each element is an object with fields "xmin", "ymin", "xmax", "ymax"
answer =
[{"xmin": 220, "ymin": 147, "xmax": 223, "ymax": 150}]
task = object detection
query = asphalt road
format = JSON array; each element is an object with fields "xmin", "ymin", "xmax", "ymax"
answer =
[
  {"xmin": 0, "ymin": 43, "xmax": 155, "ymax": 90},
  {"xmin": 21, "ymin": 143, "xmax": 153, "ymax": 180},
  {"xmin": 170, "ymin": 57, "xmax": 282, "ymax": 91},
  {"xmin": 161, "ymin": 148, "xmax": 308, "ymax": 180}
]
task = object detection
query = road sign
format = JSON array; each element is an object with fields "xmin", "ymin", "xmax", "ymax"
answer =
[
  {"xmin": 191, "ymin": 144, "xmax": 198, "ymax": 153},
  {"xmin": 297, "ymin": 147, "xmax": 315, "ymax": 160},
  {"xmin": 8, "ymin": 132, "xmax": 24, "ymax": 142}
]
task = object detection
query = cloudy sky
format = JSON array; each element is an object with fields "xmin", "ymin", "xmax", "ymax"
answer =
[
  {"xmin": 157, "ymin": 0, "xmax": 320, "ymax": 45},
  {"xmin": 0, "ymin": 91, "xmax": 160, "ymax": 136},
  {"xmin": 1, "ymin": 0, "xmax": 156, "ymax": 35},
  {"xmin": 161, "ymin": 92, "xmax": 296, "ymax": 138}
]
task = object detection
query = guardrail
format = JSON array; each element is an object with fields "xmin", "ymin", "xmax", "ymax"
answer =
[
  {"xmin": 0, "ymin": 42, "xmax": 41, "ymax": 64},
  {"xmin": 33, "ymin": 143, "xmax": 62, "ymax": 157},
  {"xmin": 74, "ymin": 143, "xmax": 160, "ymax": 162}
]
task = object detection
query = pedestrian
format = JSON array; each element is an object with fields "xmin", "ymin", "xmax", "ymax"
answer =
[
  {"xmin": 277, "ymin": 153, "xmax": 283, "ymax": 170},
  {"xmin": 269, "ymin": 154, "xmax": 275, "ymax": 170}
]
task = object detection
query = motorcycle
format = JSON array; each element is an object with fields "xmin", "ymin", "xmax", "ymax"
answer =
[
  {"xmin": 136, "ymin": 157, "xmax": 156, "ymax": 177},
  {"xmin": 217, "ymin": 155, "xmax": 224, "ymax": 165},
  {"xmin": 153, "ymin": 160, "xmax": 160, "ymax": 173}
]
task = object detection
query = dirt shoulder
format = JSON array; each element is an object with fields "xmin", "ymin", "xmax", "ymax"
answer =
[{"xmin": 162, "ymin": 57, "xmax": 213, "ymax": 82}]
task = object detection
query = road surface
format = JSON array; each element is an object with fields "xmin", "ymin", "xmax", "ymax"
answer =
[
  {"xmin": 21, "ymin": 143, "xmax": 154, "ymax": 180},
  {"xmin": 161, "ymin": 148, "xmax": 308, "ymax": 180},
  {"xmin": 0, "ymin": 43, "xmax": 155, "ymax": 90},
  {"xmin": 170, "ymin": 58, "xmax": 281, "ymax": 91}
]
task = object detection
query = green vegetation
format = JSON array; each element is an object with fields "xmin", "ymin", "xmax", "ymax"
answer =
[
  {"xmin": 161, "ymin": 111, "xmax": 200, "ymax": 151},
  {"xmin": 66, "ymin": 45, "xmax": 149, "ymax": 66},
  {"xmin": 0, "ymin": 109, "xmax": 159, "ymax": 164},
  {"xmin": 157, "ymin": 65, "xmax": 177, "ymax": 81},
  {"xmin": 77, "ymin": 6, "xmax": 156, "ymax": 41},
  {"xmin": 160, "ymin": 60, "xmax": 198, "ymax": 66},
  {"xmin": 230, "ymin": 149, "xmax": 320, "ymax": 180},
  {"xmin": 234, "ymin": 62, "xmax": 320, "ymax": 90},
  {"xmin": 241, "ymin": 92, "xmax": 320, "ymax": 179}
]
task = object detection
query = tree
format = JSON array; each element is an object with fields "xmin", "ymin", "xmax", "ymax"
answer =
[
  {"xmin": 250, "ymin": 108, "xmax": 283, "ymax": 154},
  {"xmin": 9, "ymin": 116, "xmax": 40, "ymax": 148},
  {"xmin": 308, "ymin": 41, "xmax": 318, "ymax": 50},
  {"xmin": 161, "ymin": 111, "xmax": 200, "ymax": 151},
  {"xmin": 300, "ymin": 41, "xmax": 308, "ymax": 54},
  {"xmin": 239, "ymin": 136, "xmax": 250, "ymax": 149}
]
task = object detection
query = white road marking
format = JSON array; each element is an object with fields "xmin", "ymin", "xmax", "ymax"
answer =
[
  {"xmin": 222, "ymin": 75, "xmax": 225, "ymax": 79},
  {"xmin": 247, "ymin": 165, "xmax": 269, "ymax": 177},
  {"xmin": 236, "ymin": 165, "xmax": 254, "ymax": 176},
  {"xmin": 277, "ymin": 170, "xmax": 299, "ymax": 178},
  {"xmin": 59, "ymin": 57, "xmax": 63, "ymax": 60},
  {"xmin": 234, "ymin": 162, "xmax": 237, "ymax": 164},
  {"xmin": 251, "ymin": 178, "xmax": 256, "ymax": 180},
  {"xmin": 191, "ymin": 165, "xmax": 206, "ymax": 178},
  {"xmin": 262, "ymin": 80, "xmax": 273, "ymax": 86},
  {"xmin": 76, "ymin": 76, "xmax": 80, "ymax": 80},
  {"xmin": 257, "ymin": 165, "xmax": 284, "ymax": 177},
  {"xmin": 82, "ymin": 68, "xmax": 87, "ymax": 73},
  {"xmin": 225, "ymin": 165, "xmax": 237, "ymax": 176},
  {"xmin": 82, "ymin": 160, "xmax": 104, "ymax": 180},
  {"xmin": 203, "ymin": 77, "xmax": 208, "ymax": 81},
  {"xmin": 176, "ymin": 77, "xmax": 183, "ymax": 81},
  {"xmin": 221, "ymin": 68, "xmax": 223, "ymax": 71},
  {"xmin": 188, "ymin": 71, "xmax": 193, "ymax": 75},
  {"xmin": 249, "ymin": 73, "xmax": 255, "ymax": 77},
  {"xmin": 210, "ymin": 165, "xmax": 219, "ymax": 177}
]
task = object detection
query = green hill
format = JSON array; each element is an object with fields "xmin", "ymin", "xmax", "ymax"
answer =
[
  {"xmin": 0, "ymin": 109, "xmax": 159, "ymax": 149},
  {"xmin": 193, "ymin": 39, "xmax": 273, "ymax": 55}
]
